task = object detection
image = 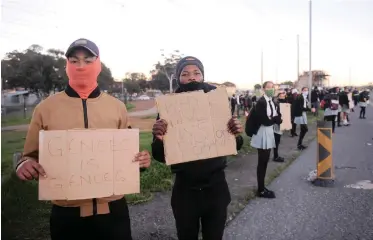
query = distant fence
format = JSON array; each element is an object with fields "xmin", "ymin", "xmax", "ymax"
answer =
[{"xmin": 1, "ymin": 104, "xmax": 37, "ymax": 119}]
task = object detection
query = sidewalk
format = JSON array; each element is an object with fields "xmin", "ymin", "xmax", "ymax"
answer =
[{"xmin": 128, "ymin": 118, "xmax": 319, "ymax": 239}]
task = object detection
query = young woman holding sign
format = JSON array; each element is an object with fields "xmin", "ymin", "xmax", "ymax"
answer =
[{"xmin": 151, "ymin": 56, "xmax": 244, "ymax": 240}]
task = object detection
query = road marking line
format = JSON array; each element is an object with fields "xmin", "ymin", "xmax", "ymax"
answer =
[{"xmin": 344, "ymin": 180, "xmax": 373, "ymax": 190}]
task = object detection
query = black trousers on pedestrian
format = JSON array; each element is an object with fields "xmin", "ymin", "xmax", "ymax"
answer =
[
  {"xmin": 360, "ymin": 107, "xmax": 366, "ymax": 117},
  {"xmin": 337, "ymin": 112, "xmax": 341, "ymax": 125},
  {"xmin": 50, "ymin": 198, "xmax": 132, "ymax": 240},
  {"xmin": 273, "ymin": 133, "xmax": 281, "ymax": 159},
  {"xmin": 257, "ymin": 149, "xmax": 271, "ymax": 192},
  {"xmin": 171, "ymin": 176, "xmax": 231, "ymax": 240},
  {"xmin": 290, "ymin": 117, "xmax": 297, "ymax": 135},
  {"xmin": 297, "ymin": 124, "xmax": 308, "ymax": 146},
  {"xmin": 324, "ymin": 115, "xmax": 336, "ymax": 132},
  {"xmin": 231, "ymin": 105, "xmax": 236, "ymax": 116}
]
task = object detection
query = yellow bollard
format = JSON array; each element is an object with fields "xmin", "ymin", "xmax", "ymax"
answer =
[{"xmin": 312, "ymin": 120, "xmax": 334, "ymax": 187}]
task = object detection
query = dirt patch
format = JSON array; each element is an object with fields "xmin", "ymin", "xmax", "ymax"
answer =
[
  {"xmin": 131, "ymin": 100, "xmax": 155, "ymax": 112},
  {"xmin": 129, "ymin": 117, "xmax": 155, "ymax": 131}
]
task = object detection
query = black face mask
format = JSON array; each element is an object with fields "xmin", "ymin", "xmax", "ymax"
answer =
[
  {"xmin": 278, "ymin": 98, "xmax": 287, "ymax": 103},
  {"xmin": 179, "ymin": 81, "xmax": 204, "ymax": 92}
]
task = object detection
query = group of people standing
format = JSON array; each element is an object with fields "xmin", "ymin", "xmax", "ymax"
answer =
[
  {"xmin": 15, "ymin": 38, "xmax": 370, "ymax": 240},
  {"xmin": 316, "ymin": 86, "xmax": 370, "ymax": 133}
]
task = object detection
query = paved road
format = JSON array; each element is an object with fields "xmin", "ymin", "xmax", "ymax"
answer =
[{"xmin": 224, "ymin": 105, "xmax": 373, "ymax": 240}]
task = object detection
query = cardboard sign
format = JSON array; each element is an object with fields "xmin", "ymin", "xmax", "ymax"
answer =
[
  {"xmin": 38, "ymin": 129, "xmax": 140, "ymax": 200},
  {"xmin": 280, "ymin": 103, "xmax": 292, "ymax": 131},
  {"xmin": 156, "ymin": 87, "xmax": 237, "ymax": 165}
]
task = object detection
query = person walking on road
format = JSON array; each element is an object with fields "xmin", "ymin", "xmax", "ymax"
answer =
[
  {"xmin": 320, "ymin": 90, "xmax": 339, "ymax": 133},
  {"xmin": 293, "ymin": 87, "xmax": 315, "ymax": 150},
  {"xmin": 15, "ymin": 38, "xmax": 151, "ymax": 240},
  {"xmin": 359, "ymin": 90, "xmax": 370, "ymax": 119},
  {"xmin": 339, "ymin": 87, "xmax": 351, "ymax": 126},
  {"xmin": 151, "ymin": 56, "xmax": 244, "ymax": 240},
  {"xmin": 250, "ymin": 81, "xmax": 282, "ymax": 198}
]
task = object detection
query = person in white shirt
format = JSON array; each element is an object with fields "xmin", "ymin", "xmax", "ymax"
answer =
[{"xmin": 250, "ymin": 81, "xmax": 282, "ymax": 198}]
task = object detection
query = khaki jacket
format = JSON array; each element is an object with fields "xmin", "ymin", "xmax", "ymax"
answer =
[{"xmin": 20, "ymin": 86, "xmax": 130, "ymax": 217}]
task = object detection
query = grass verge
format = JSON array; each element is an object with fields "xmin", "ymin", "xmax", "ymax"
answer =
[
  {"xmin": 1, "ymin": 131, "xmax": 172, "ymax": 240},
  {"xmin": 126, "ymin": 102, "xmax": 135, "ymax": 111},
  {"xmin": 1, "ymin": 103, "xmax": 135, "ymax": 127}
]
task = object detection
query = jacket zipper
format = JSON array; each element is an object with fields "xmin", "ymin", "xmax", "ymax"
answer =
[{"xmin": 82, "ymin": 99, "xmax": 97, "ymax": 215}]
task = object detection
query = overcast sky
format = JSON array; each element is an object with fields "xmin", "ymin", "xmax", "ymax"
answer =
[{"xmin": 1, "ymin": 0, "xmax": 372, "ymax": 88}]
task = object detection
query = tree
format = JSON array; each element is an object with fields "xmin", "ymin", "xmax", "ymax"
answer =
[
  {"xmin": 1, "ymin": 44, "xmax": 115, "ymax": 95},
  {"xmin": 150, "ymin": 49, "xmax": 183, "ymax": 92},
  {"xmin": 254, "ymin": 84, "xmax": 262, "ymax": 90},
  {"xmin": 98, "ymin": 62, "xmax": 114, "ymax": 90},
  {"xmin": 122, "ymin": 78, "xmax": 140, "ymax": 95},
  {"xmin": 150, "ymin": 72, "xmax": 172, "ymax": 93},
  {"xmin": 280, "ymin": 81, "xmax": 294, "ymax": 87}
]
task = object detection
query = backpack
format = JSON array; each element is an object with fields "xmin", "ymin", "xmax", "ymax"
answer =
[
  {"xmin": 330, "ymin": 99, "xmax": 339, "ymax": 110},
  {"xmin": 320, "ymin": 99, "xmax": 326, "ymax": 110},
  {"xmin": 245, "ymin": 105, "xmax": 257, "ymax": 137}
]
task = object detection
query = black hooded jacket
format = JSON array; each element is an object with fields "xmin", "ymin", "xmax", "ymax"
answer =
[{"xmin": 151, "ymin": 83, "xmax": 244, "ymax": 188}]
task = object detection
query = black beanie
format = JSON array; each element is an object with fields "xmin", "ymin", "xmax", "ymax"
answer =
[{"xmin": 175, "ymin": 56, "xmax": 204, "ymax": 85}]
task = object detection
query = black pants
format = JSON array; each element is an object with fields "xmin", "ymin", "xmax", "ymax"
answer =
[
  {"xmin": 298, "ymin": 124, "xmax": 308, "ymax": 146},
  {"xmin": 324, "ymin": 115, "xmax": 336, "ymax": 132},
  {"xmin": 273, "ymin": 133, "xmax": 281, "ymax": 159},
  {"xmin": 360, "ymin": 107, "xmax": 366, "ymax": 117},
  {"xmin": 257, "ymin": 149, "xmax": 271, "ymax": 192},
  {"xmin": 312, "ymin": 102, "xmax": 319, "ymax": 116},
  {"xmin": 50, "ymin": 198, "xmax": 132, "ymax": 240},
  {"xmin": 171, "ymin": 177, "xmax": 231, "ymax": 240},
  {"xmin": 231, "ymin": 105, "xmax": 236, "ymax": 116},
  {"xmin": 337, "ymin": 112, "xmax": 341, "ymax": 125},
  {"xmin": 291, "ymin": 118, "xmax": 297, "ymax": 135}
]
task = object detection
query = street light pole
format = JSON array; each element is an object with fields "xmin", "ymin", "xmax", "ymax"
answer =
[
  {"xmin": 121, "ymin": 79, "xmax": 124, "ymax": 102},
  {"xmin": 308, "ymin": 0, "xmax": 313, "ymax": 102},
  {"xmin": 261, "ymin": 48, "xmax": 264, "ymax": 85},
  {"xmin": 297, "ymin": 34, "xmax": 300, "ymax": 82}
]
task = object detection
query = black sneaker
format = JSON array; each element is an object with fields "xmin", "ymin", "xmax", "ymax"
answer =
[
  {"xmin": 297, "ymin": 145, "xmax": 307, "ymax": 150},
  {"xmin": 257, "ymin": 188, "xmax": 276, "ymax": 198},
  {"xmin": 273, "ymin": 157, "xmax": 285, "ymax": 162}
]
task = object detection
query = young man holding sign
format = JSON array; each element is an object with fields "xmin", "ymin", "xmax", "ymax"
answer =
[
  {"xmin": 15, "ymin": 38, "xmax": 151, "ymax": 240},
  {"xmin": 152, "ymin": 56, "xmax": 244, "ymax": 240}
]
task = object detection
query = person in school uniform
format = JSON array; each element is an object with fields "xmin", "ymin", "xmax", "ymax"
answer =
[
  {"xmin": 151, "ymin": 56, "xmax": 244, "ymax": 240},
  {"xmin": 272, "ymin": 91, "xmax": 286, "ymax": 163},
  {"xmin": 293, "ymin": 87, "xmax": 315, "ymax": 150},
  {"xmin": 231, "ymin": 94, "xmax": 237, "ymax": 116},
  {"xmin": 339, "ymin": 87, "xmax": 351, "ymax": 125},
  {"xmin": 359, "ymin": 90, "xmax": 369, "ymax": 119},
  {"xmin": 289, "ymin": 88, "xmax": 299, "ymax": 137},
  {"xmin": 321, "ymin": 90, "xmax": 339, "ymax": 133},
  {"xmin": 250, "ymin": 81, "xmax": 282, "ymax": 198}
]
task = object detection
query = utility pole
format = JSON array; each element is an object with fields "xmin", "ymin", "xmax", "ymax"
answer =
[
  {"xmin": 261, "ymin": 48, "xmax": 264, "ymax": 85},
  {"xmin": 121, "ymin": 79, "xmax": 124, "ymax": 102},
  {"xmin": 297, "ymin": 34, "xmax": 300, "ymax": 82},
  {"xmin": 308, "ymin": 0, "xmax": 313, "ymax": 102}
]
